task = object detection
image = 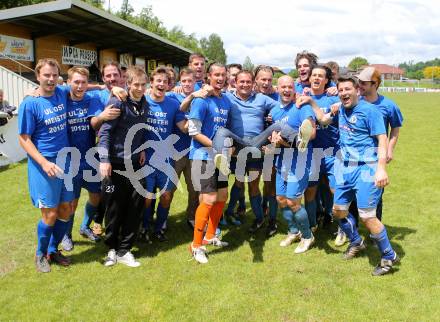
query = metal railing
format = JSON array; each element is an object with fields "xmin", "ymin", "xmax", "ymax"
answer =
[
  {"xmin": 0, "ymin": 53, "xmax": 35, "ymax": 76},
  {"xmin": 0, "ymin": 65, "xmax": 37, "ymax": 109}
]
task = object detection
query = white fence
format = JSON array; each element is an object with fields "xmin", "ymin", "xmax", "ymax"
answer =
[
  {"xmin": 380, "ymin": 87, "xmax": 440, "ymax": 93},
  {"xmin": 0, "ymin": 65, "xmax": 36, "ymax": 166}
]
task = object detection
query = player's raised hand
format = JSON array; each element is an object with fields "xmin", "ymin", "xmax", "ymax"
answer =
[
  {"xmin": 330, "ymin": 102, "xmax": 341, "ymax": 115},
  {"xmin": 100, "ymin": 162, "xmax": 112, "ymax": 178},
  {"xmin": 296, "ymin": 95, "xmax": 312, "ymax": 108},
  {"xmin": 172, "ymin": 86, "xmax": 184, "ymax": 94},
  {"xmin": 111, "ymin": 86, "xmax": 127, "ymax": 101},
  {"xmin": 374, "ymin": 168, "xmax": 389, "ymax": 188},
  {"xmin": 42, "ymin": 160, "xmax": 63, "ymax": 178}
]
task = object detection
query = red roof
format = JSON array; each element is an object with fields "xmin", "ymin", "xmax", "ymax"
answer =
[{"xmin": 369, "ymin": 64, "xmax": 404, "ymax": 75}]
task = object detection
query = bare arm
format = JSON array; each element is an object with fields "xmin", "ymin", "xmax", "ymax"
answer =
[
  {"xmin": 297, "ymin": 96, "xmax": 334, "ymax": 126},
  {"xmin": 192, "ymin": 133, "xmax": 212, "ymax": 147},
  {"xmin": 180, "ymin": 86, "xmax": 212, "ymax": 112},
  {"xmin": 375, "ymin": 134, "xmax": 389, "ymax": 188},
  {"xmin": 176, "ymin": 119, "xmax": 188, "ymax": 133},
  {"xmin": 387, "ymin": 127, "xmax": 400, "ymax": 163},
  {"xmin": 18, "ymin": 134, "xmax": 62, "ymax": 177}
]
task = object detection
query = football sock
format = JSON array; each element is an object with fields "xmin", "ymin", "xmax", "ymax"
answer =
[
  {"xmin": 48, "ymin": 218, "xmax": 70, "ymax": 254},
  {"xmin": 192, "ymin": 202, "xmax": 213, "ymax": 248},
  {"xmin": 36, "ymin": 220, "xmax": 54, "ymax": 256},
  {"xmin": 66, "ymin": 213, "xmax": 74, "ymax": 237},
  {"xmin": 205, "ymin": 201, "xmax": 226, "ymax": 239},
  {"xmin": 250, "ymin": 194, "xmax": 264, "ymax": 222},
  {"xmin": 305, "ymin": 200, "xmax": 317, "ymax": 228},
  {"xmin": 142, "ymin": 206, "xmax": 152, "ymax": 231},
  {"xmin": 282, "ymin": 207, "xmax": 299, "ymax": 234},
  {"xmin": 267, "ymin": 196, "xmax": 278, "ymax": 221},
  {"xmin": 370, "ymin": 227, "xmax": 396, "ymax": 260},
  {"xmin": 154, "ymin": 204, "xmax": 170, "ymax": 234},
  {"xmin": 81, "ymin": 202, "xmax": 98, "ymax": 230},
  {"xmin": 225, "ymin": 184, "xmax": 240, "ymax": 216},
  {"xmin": 293, "ymin": 206, "xmax": 312, "ymax": 239},
  {"xmin": 338, "ymin": 213, "xmax": 362, "ymax": 245}
]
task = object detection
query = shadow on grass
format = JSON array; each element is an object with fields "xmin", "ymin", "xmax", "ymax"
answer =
[{"xmin": 364, "ymin": 224, "xmax": 416, "ymax": 269}]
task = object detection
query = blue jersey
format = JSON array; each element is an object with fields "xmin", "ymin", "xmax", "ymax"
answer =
[
  {"xmin": 225, "ymin": 91, "xmax": 278, "ymax": 137},
  {"xmin": 270, "ymin": 101, "xmax": 294, "ymax": 124},
  {"xmin": 166, "ymin": 92, "xmax": 191, "ymax": 155},
  {"xmin": 363, "ymin": 95, "xmax": 404, "ymax": 134},
  {"xmin": 145, "ymin": 95, "xmax": 186, "ymax": 163},
  {"xmin": 295, "ymin": 81, "xmax": 309, "ymax": 95},
  {"xmin": 189, "ymin": 95, "xmax": 231, "ymax": 160},
  {"xmin": 67, "ymin": 93, "xmax": 103, "ymax": 167},
  {"xmin": 89, "ymin": 89, "xmax": 111, "ymax": 111},
  {"xmin": 337, "ymin": 100, "xmax": 386, "ymax": 163},
  {"xmin": 277, "ymin": 103, "xmax": 315, "ymax": 172},
  {"xmin": 18, "ymin": 86, "xmax": 70, "ymax": 157},
  {"xmin": 194, "ymin": 80, "xmax": 204, "ymax": 91},
  {"xmin": 311, "ymin": 94, "xmax": 340, "ymax": 149},
  {"xmin": 266, "ymin": 92, "xmax": 280, "ymax": 101}
]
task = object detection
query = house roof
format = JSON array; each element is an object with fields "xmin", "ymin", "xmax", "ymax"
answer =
[
  {"xmin": 0, "ymin": 0, "xmax": 192, "ymax": 66},
  {"xmin": 368, "ymin": 64, "xmax": 404, "ymax": 75}
]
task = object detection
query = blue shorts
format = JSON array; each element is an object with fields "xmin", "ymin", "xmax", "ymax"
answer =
[
  {"xmin": 28, "ymin": 157, "xmax": 74, "ymax": 208},
  {"xmin": 309, "ymin": 155, "xmax": 336, "ymax": 189},
  {"xmin": 72, "ymin": 167, "xmax": 101, "ymax": 199},
  {"xmin": 333, "ymin": 162, "xmax": 382, "ymax": 209},
  {"xmin": 275, "ymin": 166, "xmax": 309, "ymax": 199},
  {"xmin": 146, "ymin": 169, "xmax": 175, "ymax": 194}
]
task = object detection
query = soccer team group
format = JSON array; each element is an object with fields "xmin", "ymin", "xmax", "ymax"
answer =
[{"xmin": 17, "ymin": 50, "xmax": 403, "ymax": 276}]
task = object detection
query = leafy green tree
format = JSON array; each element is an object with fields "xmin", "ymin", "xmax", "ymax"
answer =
[
  {"xmin": 117, "ymin": 0, "xmax": 134, "ymax": 22},
  {"xmin": 200, "ymin": 34, "xmax": 227, "ymax": 64},
  {"xmin": 289, "ymin": 69, "xmax": 299, "ymax": 79},
  {"xmin": 348, "ymin": 57, "xmax": 369, "ymax": 71},
  {"xmin": 243, "ymin": 56, "xmax": 254, "ymax": 71},
  {"xmin": 0, "ymin": 0, "xmax": 47, "ymax": 9}
]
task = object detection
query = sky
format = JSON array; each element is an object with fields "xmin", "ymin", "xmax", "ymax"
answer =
[{"xmin": 105, "ymin": 0, "xmax": 440, "ymax": 69}]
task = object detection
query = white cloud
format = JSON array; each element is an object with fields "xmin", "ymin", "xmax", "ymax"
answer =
[{"xmin": 105, "ymin": 0, "xmax": 440, "ymax": 67}]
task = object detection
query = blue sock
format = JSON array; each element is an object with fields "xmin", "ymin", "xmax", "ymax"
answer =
[
  {"xmin": 293, "ymin": 206, "xmax": 312, "ymax": 239},
  {"xmin": 143, "ymin": 206, "xmax": 152, "ymax": 230},
  {"xmin": 250, "ymin": 195, "xmax": 264, "ymax": 222},
  {"xmin": 268, "ymin": 196, "xmax": 278, "ymax": 221},
  {"xmin": 81, "ymin": 202, "xmax": 98, "ymax": 230},
  {"xmin": 36, "ymin": 220, "xmax": 54, "ymax": 256},
  {"xmin": 370, "ymin": 227, "xmax": 396, "ymax": 260},
  {"xmin": 305, "ymin": 200, "xmax": 317, "ymax": 228},
  {"xmin": 338, "ymin": 213, "xmax": 362, "ymax": 245},
  {"xmin": 66, "ymin": 213, "xmax": 74, "ymax": 237},
  {"xmin": 225, "ymin": 185, "xmax": 241, "ymax": 216},
  {"xmin": 282, "ymin": 207, "xmax": 299, "ymax": 234},
  {"xmin": 48, "ymin": 218, "xmax": 70, "ymax": 254},
  {"xmin": 262, "ymin": 196, "xmax": 268, "ymax": 210},
  {"xmin": 154, "ymin": 204, "xmax": 169, "ymax": 233},
  {"xmin": 238, "ymin": 196, "xmax": 246, "ymax": 211}
]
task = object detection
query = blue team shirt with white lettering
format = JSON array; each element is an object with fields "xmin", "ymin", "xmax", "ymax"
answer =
[
  {"xmin": 18, "ymin": 86, "xmax": 70, "ymax": 157},
  {"xmin": 270, "ymin": 101, "xmax": 294, "ymax": 123},
  {"xmin": 363, "ymin": 95, "xmax": 403, "ymax": 133},
  {"xmin": 89, "ymin": 89, "xmax": 111, "ymax": 115},
  {"xmin": 337, "ymin": 100, "xmax": 386, "ymax": 162},
  {"xmin": 145, "ymin": 95, "xmax": 186, "ymax": 163},
  {"xmin": 166, "ymin": 92, "xmax": 191, "ymax": 155},
  {"xmin": 311, "ymin": 94, "xmax": 340, "ymax": 149},
  {"xmin": 225, "ymin": 91, "xmax": 278, "ymax": 137},
  {"xmin": 67, "ymin": 93, "xmax": 103, "ymax": 166},
  {"xmin": 189, "ymin": 95, "xmax": 231, "ymax": 160},
  {"xmin": 276, "ymin": 103, "xmax": 315, "ymax": 172}
]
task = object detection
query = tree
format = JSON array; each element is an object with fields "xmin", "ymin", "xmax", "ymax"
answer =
[
  {"xmin": 200, "ymin": 33, "xmax": 227, "ymax": 64},
  {"xmin": 117, "ymin": 0, "xmax": 134, "ymax": 22},
  {"xmin": 423, "ymin": 66, "xmax": 440, "ymax": 80},
  {"xmin": 289, "ymin": 69, "xmax": 299, "ymax": 79},
  {"xmin": 348, "ymin": 57, "xmax": 369, "ymax": 71},
  {"xmin": 0, "ymin": 0, "xmax": 47, "ymax": 9},
  {"xmin": 243, "ymin": 56, "xmax": 254, "ymax": 71}
]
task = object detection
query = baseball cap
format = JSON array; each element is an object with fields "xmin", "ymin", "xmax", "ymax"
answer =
[{"xmin": 357, "ymin": 67, "xmax": 376, "ymax": 82}]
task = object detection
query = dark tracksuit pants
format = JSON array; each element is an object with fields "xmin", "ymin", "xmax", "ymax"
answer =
[{"xmin": 101, "ymin": 161, "xmax": 145, "ymax": 257}]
